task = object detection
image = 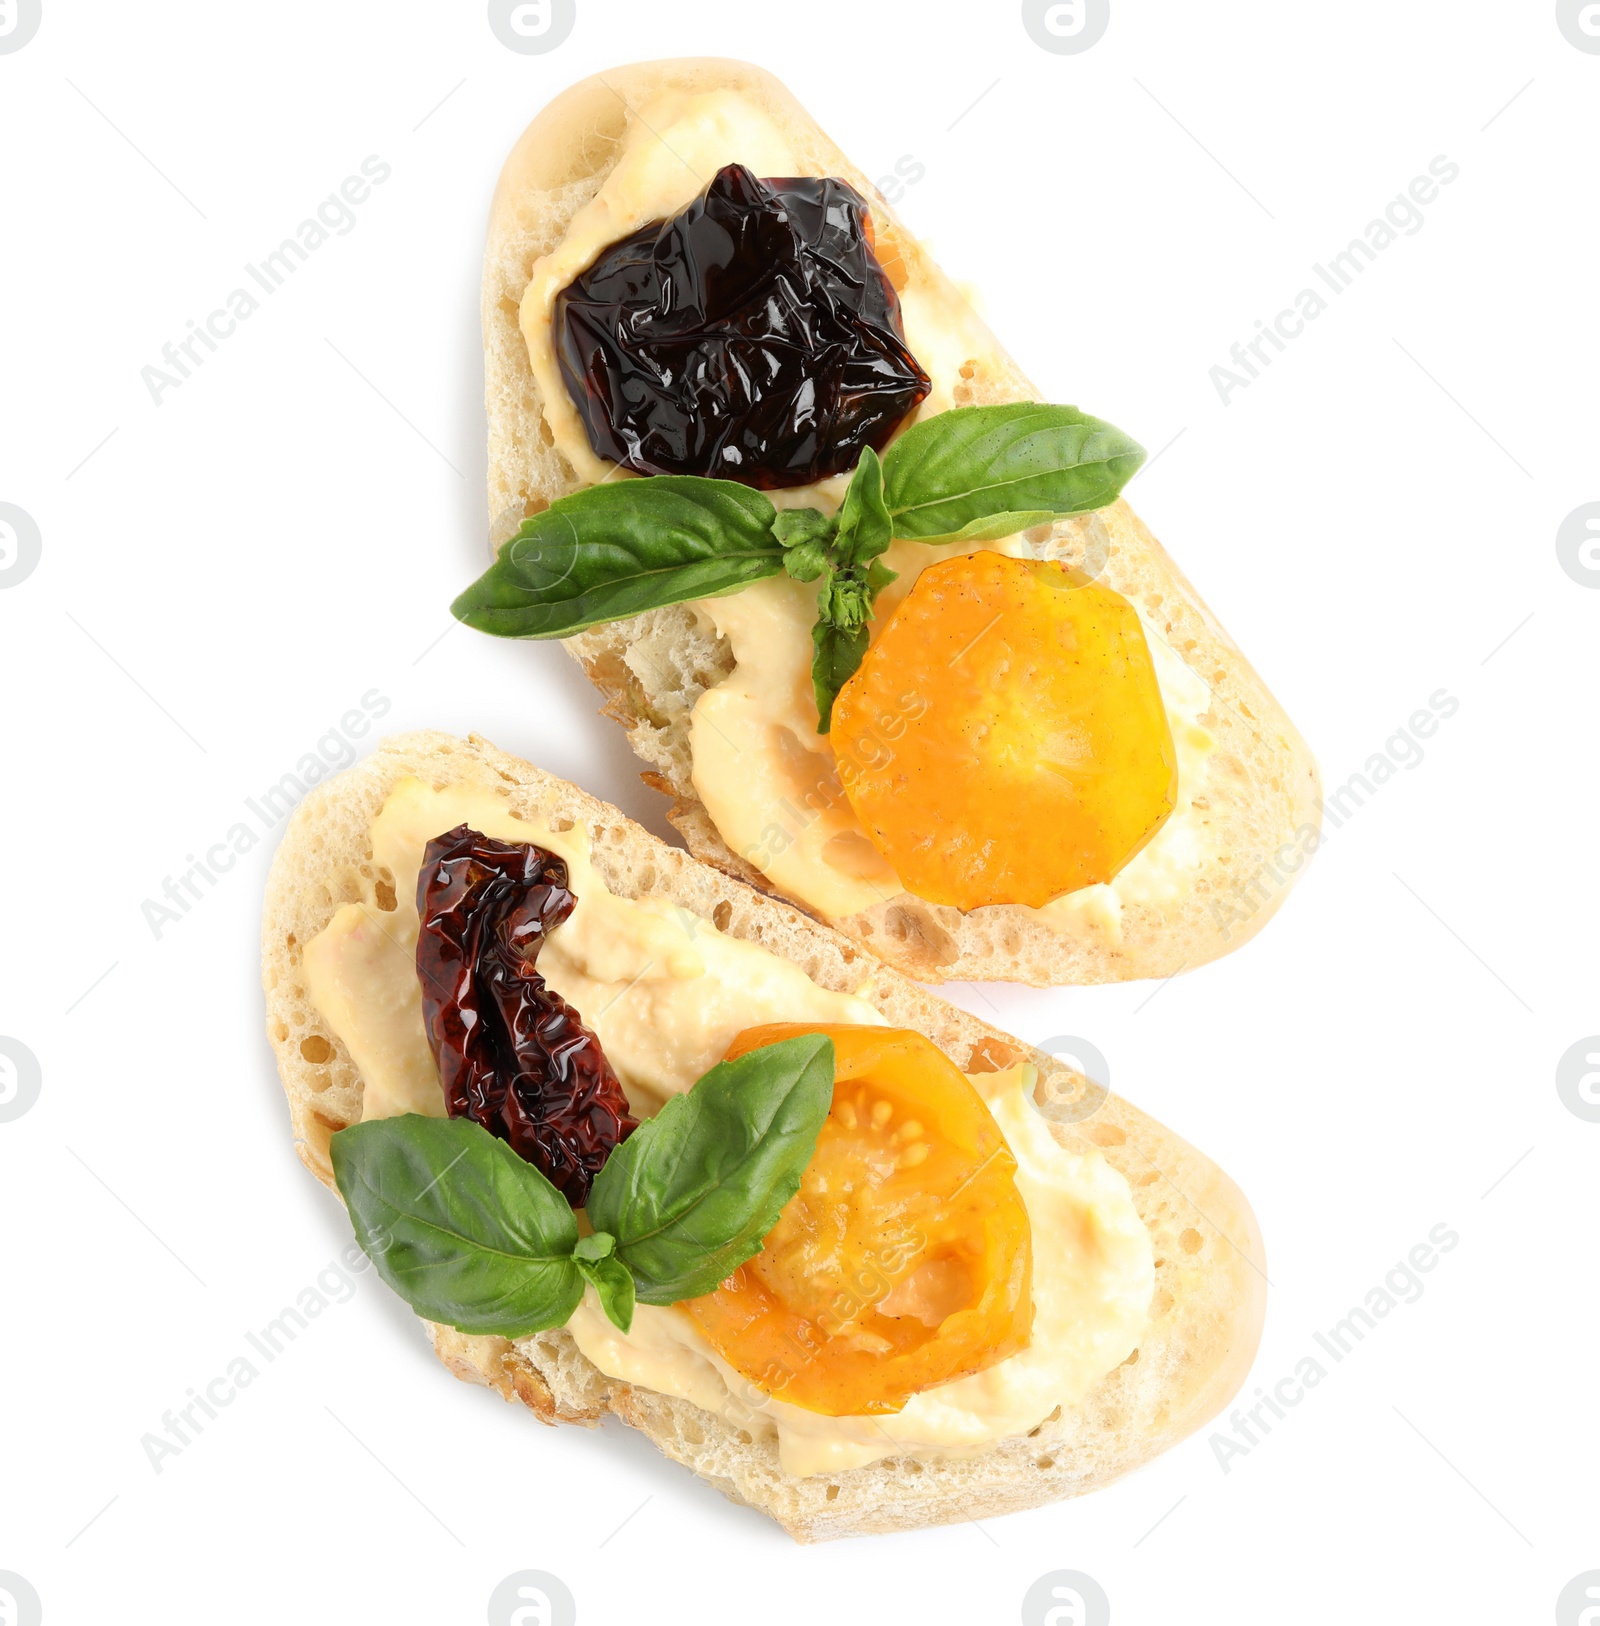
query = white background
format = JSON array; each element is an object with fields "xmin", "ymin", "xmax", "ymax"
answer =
[{"xmin": 2, "ymin": 2, "xmax": 1596, "ymax": 1622}]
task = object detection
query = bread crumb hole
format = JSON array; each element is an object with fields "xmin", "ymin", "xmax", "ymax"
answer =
[
  {"xmin": 712, "ymin": 901, "xmax": 733, "ymax": 931},
  {"xmin": 300, "ymin": 1035, "xmax": 333, "ymax": 1064},
  {"xmin": 1151, "ymin": 1289, "xmax": 1174, "ymax": 1318},
  {"xmin": 1085, "ymin": 1123, "xmax": 1126, "ymax": 1147},
  {"xmin": 1121, "ymin": 1347, "xmax": 1140, "ymax": 1366},
  {"xmin": 825, "ymin": 1484, "xmax": 840, "ymax": 1501},
  {"xmin": 1035, "ymin": 1456, "xmax": 1055, "ymax": 1470},
  {"xmin": 272, "ymin": 1021, "xmax": 289, "ymax": 1042},
  {"xmin": 548, "ymin": 815, "xmax": 575, "ymax": 833},
  {"xmin": 678, "ymin": 1418, "xmax": 705, "ymax": 1446},
  {"xmin": 374, "ymin": 874, "xmax": 398, "ymax": 912}
]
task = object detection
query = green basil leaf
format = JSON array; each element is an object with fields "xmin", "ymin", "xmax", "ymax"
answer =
[
  {"xmin": 452, "ymin": 477, "xmax": 785, "ymax": 639},
  {"xmin": 810, "ymin": 611, "xmax": 870, "ymax": 735},
  {"xmin": 881, "ymin": 404, "xmax": 1146, "ymax": 544},
  {"xmin": 574, "ymin": 1244, "xmax": 636, "ymax": 1334},
  {"xmin": 572, "ymin": 1231, "xmax": 616, "ymax": 1262},
  {"xmin": 331, "ymin": 1115, "xmax": 583, "ymax": 1338},
  {"xmin": 782, "ymin": 538, "xmax": 830, "ymax": 583},
  {"xmin": 775, "ymin": 506, "xmax": 835, "ymax": 584},
  {"xmin": 587, "ymin": 1034, "xmax": 835, "ymax": 1306},
  {"xmin": 772, "ymin": 507, "xmax": 833, "ymax": 550},
  {"xmin": 833, "ymin": 445, "xmax": 893, "ymax": 566},
  {"xmin": 818, "ymin": 569, "xmax": 877, "ymax": 630}
]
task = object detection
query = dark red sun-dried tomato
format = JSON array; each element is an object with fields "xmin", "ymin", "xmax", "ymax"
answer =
[
  {"xmin": 416, "ymin": 824, "xmax": 636, "ymax": 1206},
  {"xmin": 555, "ymin": 163, "xmax": 931, "ymax": 489}
]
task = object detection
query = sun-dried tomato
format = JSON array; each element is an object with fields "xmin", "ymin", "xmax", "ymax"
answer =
[
  {"xmin": 416, "ymin": 825, "xmax": 636, "ymax": 1206},
  {"xmin": 555, "ymin": 163, "xmax": 931, "ymax": 489}
]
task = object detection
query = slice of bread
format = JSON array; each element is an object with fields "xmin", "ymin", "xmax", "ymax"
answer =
[
  {"xmin": 480, "ymin": 58, "xmax": 1321, "ymax": 987},
  {"xmin": 261, "ymin": 730, "xmax": 1266, "ymax": 1540}
]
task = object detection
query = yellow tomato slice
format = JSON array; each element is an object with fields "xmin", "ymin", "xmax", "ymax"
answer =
[
  {"xmin": 682, "ymin": 1024, "xmax": 1033, "ymax": 1416},
  {"xmin": 831, "ymin": 552, "xmax": 1178, "ymax": 910}
]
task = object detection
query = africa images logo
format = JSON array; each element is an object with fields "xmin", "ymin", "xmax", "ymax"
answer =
[
  {"xmin": 488, "ymin": 0, "xmax": 575, "ymax": 53},
  {"xmin": 1556, "ymin": 0, "xmax": 1600, "ymax": 51},
  {"xmin": 0, "ymin": 1572, "xmax": 43, "ymax": 1626},
  {"xmin": 0, "ymin": 1038, "xmax": 42, "ymax": 1124},
  {"xmin": 1557, "ymin": 1572, "xmax": 1600, "ymax": 1625},
  {"xmin": 1556, "ymin": 1038, "xmax": 1600, "ymax": 1123},
  {"xmin": 0, "ymin": 0, "xmax": 42, "ymax": 54},
  {"xmin": 488, "ymin": 1571, "xmax": 576, "ymax": 1626},
  {"xmin": 0, "ymin": 504, "xmax": 42, "ymax": 589},
  {"xmin": 1557, "ymin": 503, "xmax": 1600, "ymax": 588},
  {"xmin": 1021, "ymin": 1570, "xmax": 1111, "ymax": 1626},
  {"xmin": 1022, "ymin": 0, "xmax": 1110, "ymax": 54}
]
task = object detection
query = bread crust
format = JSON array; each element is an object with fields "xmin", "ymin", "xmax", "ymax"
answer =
[
  {"xmin": 261, "ymin": 730, "xmax": 1266, "ymax": 1540},
  {"xmin": 480, "ymin": 58, "xmax": 1321, "ymax": 987}
]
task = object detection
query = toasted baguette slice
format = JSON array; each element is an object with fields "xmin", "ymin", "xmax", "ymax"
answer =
[
  {"xmin": 261, "ymin": 730, "xmax": 1265, "ymax": 1541},
  {"xmin": 480, "ymin": 58, "xmax": 1320, "ymax": 987}
]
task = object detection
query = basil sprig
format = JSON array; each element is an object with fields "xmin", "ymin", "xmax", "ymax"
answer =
[
  {"xmin": 453, "ymin": 404, "xmax": 1144, "ymax": 728},
  {"xmin": 331, "ymin": 1033, "xmax": 834, "ymax": 1339},
  {"xmin": 780, "ymin": 447, "xmax": 899, "ymax": 728}
]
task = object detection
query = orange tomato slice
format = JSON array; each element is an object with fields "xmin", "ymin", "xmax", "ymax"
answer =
[
  {"xmin": 831, "ymin": 551, "xmax": 1178, "ymax": 910},
  {"xmin": 682, "ymin": 1024, "xmax": 1033, "ymax": 1416}
]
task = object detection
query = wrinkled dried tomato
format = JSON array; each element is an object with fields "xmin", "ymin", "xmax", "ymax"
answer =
[
  {"xmin": 416, "ymin": 824, "xmax": 636, "ymax": 1206},
  {"xmin": 555, "ymin": 163, "xmax": 931, "ymax": 489}
]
